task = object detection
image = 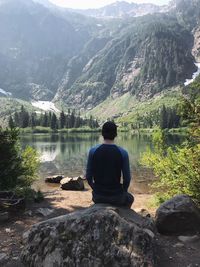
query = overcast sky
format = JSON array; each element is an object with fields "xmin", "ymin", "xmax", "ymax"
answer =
[{"xmin": 49, "ymin": 0, "xmax": 170, "ymax": 9}]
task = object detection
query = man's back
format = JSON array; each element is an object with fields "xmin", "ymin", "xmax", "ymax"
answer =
[
  {"xmin": 86, "ymin": 144, "xmax": 130, "ymax": 196},
  {"xmin": 91, "ymin": 144, "xmax": 123, "ymax": 195},
  {"xmin": 86, "ymin": 121, "xmax": 134, "ymax": 208}
]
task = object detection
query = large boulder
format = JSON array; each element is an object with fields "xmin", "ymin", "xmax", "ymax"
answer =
[
  {"xmin": 60, "ymin": 177, "xmax": 85, "ymax": 191},
  {"xmin": 21, "ymin": 204, "xmax": 156, "ymax": 267},
  {"xmin": 155, "ymin": 194, "xmax": 200, "ymax": 235}
]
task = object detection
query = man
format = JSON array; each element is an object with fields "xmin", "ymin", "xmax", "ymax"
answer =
[{"xmin": 86, "ymin": 121, "xmax": 134, "ymax": 208}]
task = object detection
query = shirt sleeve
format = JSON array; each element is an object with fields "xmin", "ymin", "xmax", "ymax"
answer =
[
  {"xmin": 85, "ymin": 149, "xmax": 94, "ymax": 189},
  {"xmin": 122, "ymin": 151, "xmax": 131, "ymax": 192}
]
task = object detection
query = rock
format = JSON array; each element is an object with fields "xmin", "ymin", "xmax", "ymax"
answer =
[
  {"xmin": 45, "ymin": 175, "xmax": 64, "ymax": 183},
  {"xmin": 173, "ymin": 242, "xmax": 184, "ymax": 248},
  {"xmin": 0, "ymin": 212, "xmax": 9, "ymax": 222},
  {"xmin": 155, "ymin": 194, "xmax": 200, "ymax": 234},
  {"xmin": 60, "ymin": 177, "xmax": 85, "ymax": 191},
  {"xmin": 21, "ymin": 204, "xmax": 156, "ymax": 267},
  {"xmin": 0, "ymin": 253, "xmax": 8, "ymax": 263},
  {"xmin": 36, "ymin": 208, "xmax": 54, "ymax": 217},
  {"xmin": 24, "ymin": 210, "xmax": 33, "ymax": 216},
  {"xmin": 178, "ymin": 235, "xmax": 200, "ymax": 243}
]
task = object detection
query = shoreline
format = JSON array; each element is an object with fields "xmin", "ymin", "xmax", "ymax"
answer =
[{"xmin": 15, "ymin": 126, "xmax": 189, "ymax": 135}]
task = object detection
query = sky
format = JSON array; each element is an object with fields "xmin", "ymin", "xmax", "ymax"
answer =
[{"xmin": 49, "ymin": 0, "xmax": 171, "ymax": 9}]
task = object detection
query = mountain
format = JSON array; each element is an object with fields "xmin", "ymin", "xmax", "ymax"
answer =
[
  {"xmin": 0, "ymin": 0, "xmax": 100, "ymax": 100},
  {"xmin": 54, "ymin": 14, "xmax": 195, "ymax": 109},
  {"xmin": 71, "ymin": 1, "xmax": 166, "ymax": 18},
  {"xmin": 0, "ymin": 0, "xmax": 199, "ymax": 117}
]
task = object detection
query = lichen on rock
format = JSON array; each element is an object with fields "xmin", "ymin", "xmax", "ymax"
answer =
[{"xmin": 21, "ymin": 204, "xmax": 156, "ymax": 267}]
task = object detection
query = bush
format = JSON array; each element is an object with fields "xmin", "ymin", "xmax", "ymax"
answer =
[
  {"xmin": 14, "ymin": 187, "xmax": 44, "ymax": 202},
  {"xmin": 0, "ymin": 128, "xmax": 40, "ymax": 190},
  {"xmin": 141, "ymin": 128, "xmax": 200, "ymax": 204}
]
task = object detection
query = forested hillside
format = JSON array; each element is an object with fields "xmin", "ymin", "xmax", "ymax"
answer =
[{"xmin": 58, "ymin": 14, "xmax": 195, "ymax": 109}]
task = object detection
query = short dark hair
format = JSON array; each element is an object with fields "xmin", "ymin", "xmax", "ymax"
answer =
[{"xmin": 102, "ymin": 121, "xmax": 117, "ymax": 140}]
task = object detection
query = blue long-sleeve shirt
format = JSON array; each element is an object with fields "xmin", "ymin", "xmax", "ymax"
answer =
[{"xmin": 86, "ymin": 144, "xmax": 131, "ymax": 196}]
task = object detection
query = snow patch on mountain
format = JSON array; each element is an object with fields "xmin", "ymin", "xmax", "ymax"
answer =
[
  {"xmin": 184, "ymin": 63, "xmax": 200, "ymax": 86},
  {"xmin": 31, "ymin": 101, "xmax": 60, "ymax": 113},
  {"xmin": 0, "ymin": 88, "xmax": 12, "ymax": 96}
]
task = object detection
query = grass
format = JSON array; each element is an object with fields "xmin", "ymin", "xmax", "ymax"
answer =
[
  {"xmin": 89, "ymin": 86, "xmax": 183, "ymax": 126},
  {"xmin": 59, "ymin": 127, "xmax": 101, "ymax": 133},
  {"xmin": 19, "ymin": 126, "xmax": 100, "ymax": 134},
  {"xmin": 20, "ymin": 127, "xmax": 54, "ymax": 134}
]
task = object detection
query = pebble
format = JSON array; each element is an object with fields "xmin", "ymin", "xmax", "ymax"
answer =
[
  {"xmin": 24, "ymin": 210, "xmax": 33, "ymax": 216},
  {"xmin": 36, "ymin": 208, "xmax": 54, "ymax": 217},
  {"xmin": 173, "ymin": 242, "xmax": 184, "ymax": 248}
]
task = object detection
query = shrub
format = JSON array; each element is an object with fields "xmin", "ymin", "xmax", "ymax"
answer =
[
  {"xmin": 0, "ymin": 128, "xmax": 40, "ymax": 190},
  {"xmin": 141, "ymin": 128, "xmax": 200, "ymax": 204}
]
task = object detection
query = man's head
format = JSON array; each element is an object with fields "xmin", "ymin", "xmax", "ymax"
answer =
[{"xmin": 102, "ymin": 121, "xmax": 117, "ymax": 140}]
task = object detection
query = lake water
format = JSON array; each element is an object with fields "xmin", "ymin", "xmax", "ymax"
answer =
[{"xmin": 20, "ymin": 133, "xmax": 184, "ymax": 194}]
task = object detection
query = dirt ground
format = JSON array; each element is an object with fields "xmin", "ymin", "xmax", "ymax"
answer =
[{"xmin": 0, "ymin": 185, "xmax": 200, "ymax": 267}]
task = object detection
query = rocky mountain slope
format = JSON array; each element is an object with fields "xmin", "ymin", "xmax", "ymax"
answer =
[
  {"xmin": 0, "ymin": 0, "xmax": 199, "ymax": 114},
  {"xmin": 0, "ymin": 0, "xmax": 100, "ymax": 100},
  {"xmin": 55, "ymin": 13, "xmax": 196, "ymax": 109},
  {"xmin": 71, "ymin": 1, "xmax": 165, "ymax": 18}
]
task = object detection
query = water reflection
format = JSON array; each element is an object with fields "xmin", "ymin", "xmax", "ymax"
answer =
[{"xmin": 20, "ymin": 132, "xmax": 185, "ymax": 193}]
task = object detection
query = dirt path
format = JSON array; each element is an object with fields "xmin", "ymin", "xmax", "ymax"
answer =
[{"xmin": 0, "ymin": 186, "xmax": 199, "ymax": 267}]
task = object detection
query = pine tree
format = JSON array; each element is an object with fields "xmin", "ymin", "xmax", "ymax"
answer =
[
  {"xmin": 30, "ymin": 113, "xmax": 36, "ymax": 128},
  {"xmin": 14, "ymin": 112, "xmax": 20, "ymax": 127},
  {"xmin": 50, "ymin": 113, "xmax": 57, "ymax": 130},
  {"xmin": 42, "ymin": 112, "xmax": 48, "ymax": 127},
  {"xmin": 8, "ymin": 115, "xmax": 15, "ymax": 129},
  {"xmin": 59, "ymin": 111, "xmax": 65, "ymax": 129},
  {"xmin": 160, "ymin": 105, "xmax": 168, "ymax": 129}
]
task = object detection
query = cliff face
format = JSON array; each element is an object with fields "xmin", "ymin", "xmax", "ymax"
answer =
[{"xmin": 192, "ymin": 27, "xmax": 200, "ymax": 61}]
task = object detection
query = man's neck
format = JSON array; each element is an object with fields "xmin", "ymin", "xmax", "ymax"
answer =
[{"xmin": 103, "ymin": 139, "xmax": 115, "ymax": 144}]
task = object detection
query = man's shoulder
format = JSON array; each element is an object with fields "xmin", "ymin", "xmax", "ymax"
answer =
[
  {"xmin": 89, "ymin": 144, "xmax": 102, "ymax": 154},
  {"xmin": 116, "ymin": 146, "xmax": 129, "ymax": 157}
]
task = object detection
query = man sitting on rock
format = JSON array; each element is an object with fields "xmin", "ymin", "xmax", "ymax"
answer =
[{"xmin": 86, "ymin": 121, "xmax": 134, "ymax": 208}]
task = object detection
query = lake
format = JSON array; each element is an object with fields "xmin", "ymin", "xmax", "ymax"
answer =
[{"xmin": 20, "ymin": 132, "xmax": 184, "ymax": 194}]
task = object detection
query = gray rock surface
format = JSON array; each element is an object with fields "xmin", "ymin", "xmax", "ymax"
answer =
[
  {"xmin": 0, "ymin": 212, "xmax": 9, "ymax": 222},
  {"xmin": 155, "ymin": 194, "xmax": 200, "ymax": 234},
  {"xmin": 36, "ymin": 208, "xmax": 54, "ymax": 217},
  {"xmin": 0, "ymin": 253, "xmax": 8, "ymax": 264},
  {"xmin": 60, "ymin": 177, "xmax": 85, "ymax": 191},
  {"xmin": 21, "ymin": 204, "xmax": 156, "ymax": 267},
  {"xmin": 178, "ymin": 235, "xmax": 200, "ymax": 243}
]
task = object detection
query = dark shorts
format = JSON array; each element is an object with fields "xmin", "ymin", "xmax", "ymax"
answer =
[{"xmin": 92, "ymin": 191, "xmax": 134, "ymax": 208}]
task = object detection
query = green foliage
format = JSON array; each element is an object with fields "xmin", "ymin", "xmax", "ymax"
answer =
[
  {"xmin": 0, "ymin": 128, "xmax": 39, "ymax": 190},
  {"xmin": 181, "ymin": 75, "xmax": 200, "ymax": 140},
  {"xmin": 14, "ymin": 187, "xmax": 44, "ymax": 202},
  {"xmin": 141, "ymin": 128, "xmax": 200, "ymax": 204}
]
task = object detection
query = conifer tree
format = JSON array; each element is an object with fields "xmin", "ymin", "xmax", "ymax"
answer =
[
  {"xmin": 50, "ymin": 113, "xmax": 57, "ymax": 130},
  {"xmin": 59, "ymin": 111, "xmax": 65, "ymax": 129},
  {"xmin": 8, "ymin": 115, "xmax": 15, "ymax": 129}
]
